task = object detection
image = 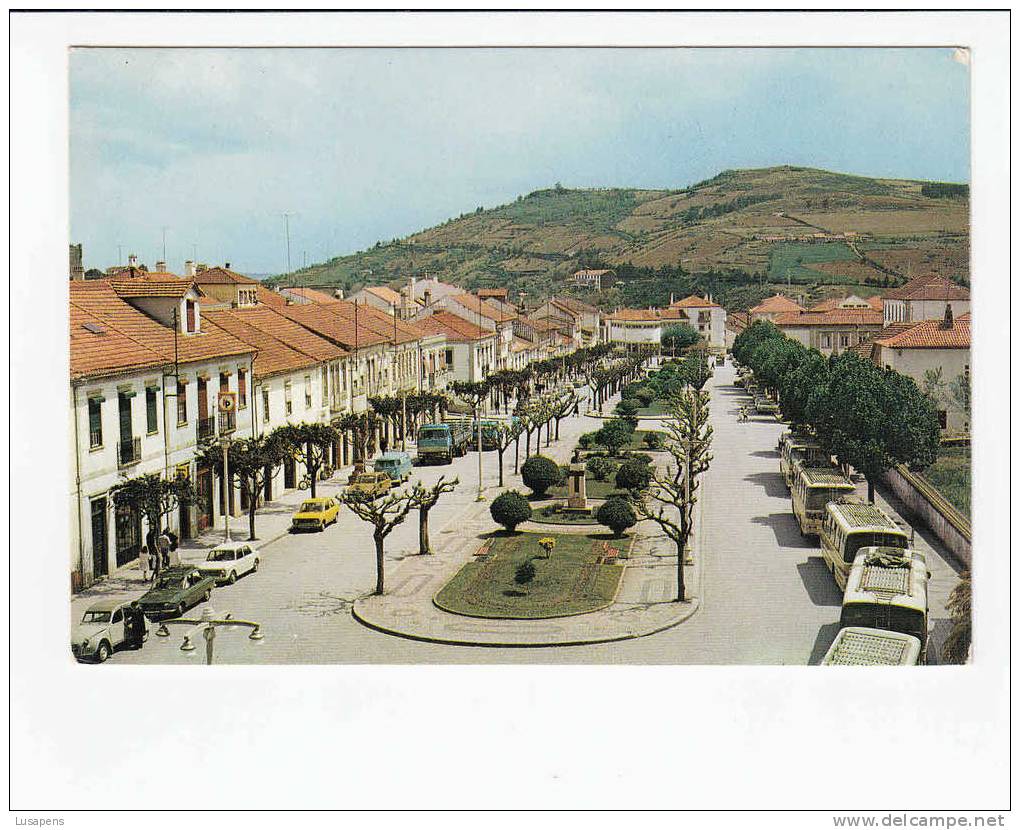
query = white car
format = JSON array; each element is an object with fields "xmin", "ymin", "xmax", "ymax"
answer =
[
  {"xmin": 194, "ymin": 541, "xmax": 260, "ymax": 584},
  {"xmin": 71, "ymin": 600, "xmax": 148, "ymax": 663}
]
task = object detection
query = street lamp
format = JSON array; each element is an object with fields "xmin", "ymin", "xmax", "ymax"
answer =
[{"xmin": 156, "ymin": 606, "xmax": 264, "ymax": 665}]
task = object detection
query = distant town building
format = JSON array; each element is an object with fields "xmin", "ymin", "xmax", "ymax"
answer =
[
  {"xmin": 571, "ymin": 269, "xmax": 617, "ymax": 291},
  {"xmin": 881, "ymin": 275, "xmax": 970, "ymax": 326},
  {"xmin": 69, "ymin": 243, "xmax": 84, "ymax": 281},
  {"xmin": 749, "ymin": 293, "xmax": 805, "ymax": 321}
]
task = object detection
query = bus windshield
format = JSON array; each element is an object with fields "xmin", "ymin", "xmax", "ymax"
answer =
[
  {"xmin": 840, "ymin": 604, "xmax": 926, "ymax": 641},
  {"xmin": 843, "ymin": 532, "xmax": 908, "ymax": 563},
  {"xmin": 806, "ymin": 488, "xmax": 846, "ymax": 511}
]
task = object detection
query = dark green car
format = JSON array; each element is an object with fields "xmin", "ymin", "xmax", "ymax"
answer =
[{"xmin": 138, "ymin": 566, "xmax": 216, "ymax": 619}]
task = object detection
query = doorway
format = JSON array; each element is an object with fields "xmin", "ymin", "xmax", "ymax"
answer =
[{"xmin": 90, "ymin": 497, "xmax": 108, "ymax": 579}]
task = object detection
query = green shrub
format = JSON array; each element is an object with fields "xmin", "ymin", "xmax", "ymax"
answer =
[
  {"xmin": 621, "ymin": 451, "xmax": 654, "ymax": 466},
  {"xmin": 596, "ymin": 497, "xmax": 637, "ymax": 538},
  {"xmin": 623, "ymin": 383, "xmax": 655, "ymax": 408},
  {"xmin": 513, "ymin": 558, "xmax": 537, "ymax": 587},
  {"xmin": 596, "ymin": 418, "xmax": 635, "ymax": 455},
  {"xmin": 616, "ymin": 398, "xmax": 640, "ymax": 417},
  {"xmin": 643, "ymin": 432, "xmax": 665, "ymax": 450},
  {"xmin": 615, "ymin": 460, "xmax": 652, "ymax": 493},
  {"xmin": 490, "ymin": 491, "xmax": 532, "ymax": 533},
  {"xmin": 577, "ymin": 432, "xmax": 598, "ymax": 450},
  {"xmin": 585, "ymin": 456, "xmax": 617, "ymax": 482},
  {"xmin": 521, "ymin": 455, "xmax": 563, "ymax": 497}
]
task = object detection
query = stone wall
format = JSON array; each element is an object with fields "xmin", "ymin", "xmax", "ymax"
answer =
[{"xmin": 885, "ymin": 464, "xmax": 971, "ymax": 568}]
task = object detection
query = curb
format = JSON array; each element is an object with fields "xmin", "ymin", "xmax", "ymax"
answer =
[{"xmin": 350, "ymin": 597, "xmax": 699, "ymax": 649}]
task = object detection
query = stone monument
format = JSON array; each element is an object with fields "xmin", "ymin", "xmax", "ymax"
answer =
[{"xmin": 567, "ymin": 455, "xmax": 588, "ymax": 510}]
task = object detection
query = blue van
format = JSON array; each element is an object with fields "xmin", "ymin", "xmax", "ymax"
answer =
[{"xmin": 373, "ymin": 451, "xmax": 413, "ymax": 483}]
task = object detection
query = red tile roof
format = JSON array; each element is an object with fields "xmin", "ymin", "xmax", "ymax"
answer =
[
  {"xmin": 417, "ymin": 311, "xmax": 492, "ymax": 342},
  {"xmin": 809, "ymin": 295, "xmax": 883, "ymax": 313},
  {"xmin": 670, "ymin": 295, "xmax": 721, "ymax": 309},
  {"xmin": 362, "ymin": 285, "xmax": 402, "ymax": 305},
  {"xmin": 192, "ymin": 266, "xmax": 259, "ymax": 286},
  {"xmin": 452, "ymin": 293, "xmax": 514, "ymax": 322},
  {"xmin": 751, "ymin": 294, "xmax": 805, "ymax": 314},
  {"xmin": 607, "ymin": 308, "xmax": 663, "ymax": 322},
  {"xmin": 874, "ymin": 318, "xmax": 970, "ymax": 349},
  {"xmin": 70, "ymin": 303, "xmax": 167, "ymax": 380},
  {"xmin": 773, "ymin": 308, "xmax": 883, "ymax": 327},
  {"xmin": 69, "ymin": 280, "xmax": 255, "ymax": 380},
  {"xmin": 882, "ymin": 275, "xmax": 970, "ymax": 301},
  {"xmin": 285, "ymin": 286, "xmax": 339, "ymax": 304},
  {"xmin": 109, "ymin": 273, "xmax": 197, "ymax": 299}
]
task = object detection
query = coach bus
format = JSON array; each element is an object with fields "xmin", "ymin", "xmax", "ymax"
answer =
[
  {"xmin": 791, "ymin": 466, "xmax": 856, "ymax": 537},
  {"xmin": 820, "ymin": 501, "xmax": 910, "ymax": 590}
]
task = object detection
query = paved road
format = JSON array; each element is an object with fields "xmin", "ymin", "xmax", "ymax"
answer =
[{"xmin": 74, "ymin": 365, "xmax": 963, "ymax": 665}]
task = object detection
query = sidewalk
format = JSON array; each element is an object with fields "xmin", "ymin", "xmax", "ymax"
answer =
[{"xmin": 351, "ymin": 399, "xmax": 702, "ymax": 647}]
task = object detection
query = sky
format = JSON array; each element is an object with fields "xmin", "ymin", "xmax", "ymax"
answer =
[{"xmin": 70, "ymin": 47, "xmax": 970, "ymax": 276}]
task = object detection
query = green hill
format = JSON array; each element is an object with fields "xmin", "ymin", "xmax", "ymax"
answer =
[{"xmin": 268, "ymin": 166, "xmax": 969, "ymax": 309}]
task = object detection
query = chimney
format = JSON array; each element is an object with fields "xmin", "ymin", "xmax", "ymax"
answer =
[
  {"xmin": 941, "ymin": 303, "xmax": 954, "ymax": 330},
  {"xmin": 195, "ymin": 263, "xmax": 208, "ymax": 274},
  {"xmin": 424, "ymin": 289, "xmax": 432, "ymax": 307},
  {"xmin": 69, "ymin": 243, "xmax": 84, "ymax": 281},
  {"xmin": 155, "ymin": 260, "xmax": 167, "ymax": 273},
  {"xmin": 183, "ymin": 260, "xmax": 195, "ymax": 277},
  {"xmin": 225, "ymin": 262, "xmax": 230, "ymax": 270},
  {"xmin": 128, "ymin": 253, "xmax": 138, "ymax": 267}
]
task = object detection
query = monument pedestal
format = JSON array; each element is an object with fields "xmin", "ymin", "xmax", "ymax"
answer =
[{"xmin": 567, "ymin": 462, "xmax": 588, "ymax": 510}]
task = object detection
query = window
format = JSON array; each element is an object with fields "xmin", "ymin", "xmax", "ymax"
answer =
[
  {"xmin": 262, "ymin": 388, "xmax": 271, "ymax": 424},
  {"xmin": 118, "ymin": 391, "xmax": 133, "ymax": 444},
  {"xmin": 88, "ymin": 397, "xmax": 103, "ymax": 448},
  {"xmin": 305, "ymin": 375, "xmax": 312, "ymax": 409},
  {"xmin": 177, "ymin": 380, "xmax": 188, "ymax": 425},
  {"xmin": 284, "ymin": 381, "xmax": 293, "ymax": 416},
  {"xmin": 840, "ymin": 334, "xmax": 850, "ymax": 348},
  {"xmin": 220, "ymin": 372, "xmax": 229, "ymax": 394},
  {"xmin": 821, "ymin": 334, "xmax": 832, "ymax": 349},
  {"xmin": 238, "ymin": 369, "xmax": 247, "ymax": 409},
  {"xmin": 146, "ymin": 387, "xmax": 159, "ymax": 434},
  {"xmin": 185, "ymin": 300, "xmax": 196, "ymax": 333},
  {"xmin": 446, "ymin": 348, "xmax": 454, "ymax": 366},
  {"xmin": 938, "ymin": 410, "xmax": 948, "ymax": 430}
]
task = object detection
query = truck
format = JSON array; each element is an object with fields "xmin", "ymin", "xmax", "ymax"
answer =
[{"xmin": 416, "ymin": 421, "xmax": 472, "ymax": 465}]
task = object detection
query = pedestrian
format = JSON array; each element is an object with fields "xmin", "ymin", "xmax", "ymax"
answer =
[
  {"xmin": 380, "ymin": 435, "xmax": 389, "ymax": 454},
  {"xmin": 573, "ymin": 401, "xmax": 580, "ymax": 417},
  {"xmin": 166, "ymin": 528, "xmax": 179, "ymax": 552},
  {"xmin": 127, "ymin": 601, "xmax": 146, "ymax": 649},
  {"xmin": 138, "ymin": 545, "xmax": 150, "ymax": 582}
]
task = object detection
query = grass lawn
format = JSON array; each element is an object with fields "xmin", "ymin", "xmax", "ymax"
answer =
[
  {"xmin": 920, "ymin": 445, "xmax": 971, "ymax": 519},
  {"xmin": 580, "ymin": 430, "xmax": 666, "ymax": 454},
  {"xmin": 434, "ymin": 531, "xmax": 626, "ymax": 619},
  {"xmin": 767, "ymin": 241, "xmax": 856, "ymax": 282},
  {"xmin": 546, "ymin": 477, "xmax": 628, "ymax": 500},
  {"xmin": 533, "ymin": 504, "xmax": 602, "ymax": 526},
  {"xmin": 634, "ymin": 401, "xmax": 672, "ymax": 416}
]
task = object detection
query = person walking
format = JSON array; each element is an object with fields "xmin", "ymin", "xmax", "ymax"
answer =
[
  {"xmin": 157, "ymin": 530, "xmax": 171, "ymax": 570},
  {"xmin": 138, "ymin": 545, "xmax": 151, "ymax": 582},
  {"xmin": 127, "ymin": 601, "xmax": 146, "ymax": 649}
]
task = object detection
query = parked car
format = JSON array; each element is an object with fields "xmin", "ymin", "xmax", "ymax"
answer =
[
  {"xmin": 754, "ymin": 395, "xmax": 779, "ymax": 415},
  {"xmin": 71, "ymin": 600, "xmax": 148, "ymax": 663},
  {"xmin": 138, "ymin": 566, "xmax": 215, "ymax": 619},
  {"xmin": 195, "ymin": 541, "xmax": 261, "ymax": 583},
  {"xmin": 291, "ymin": 497, "xmax": 341, "ymax": 532},
  {"xmin": 345, "ymin": 471, "xmax": 393, "ymax": 499},
  {"xmin": 373, "ymin": 451, "xmax": 413, "ymax": 484}
]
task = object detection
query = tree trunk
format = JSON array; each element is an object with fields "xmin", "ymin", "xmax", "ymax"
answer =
[
  {"xmin": 248, "ymin": 500, "xmax": 258, "ymax": 541},
  {"xmin": 374, "ymin": 533, "xmax": 386, "ymax": 595},
  {"xmin": 497, "ymin": 447, "xmax": 505, "ymax": 487},
  {"xmin": 514, "ymin": 435, "xmax": 520, "ymax": 474},
  {"xmin": 525, "ymin": 431, "xmax": 531, "ymax": 457},
  {"xmin": 676, "ymin": 537, "xmax": 686, "ymax": 602},
  {"xmin": 419, "ymin": 509, "xmax": 430, "ymax": 555}
]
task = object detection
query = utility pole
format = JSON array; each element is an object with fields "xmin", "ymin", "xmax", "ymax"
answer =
[
  {"xmin": 117, "ymin": 244, "xmax": 124, "ymax": 266},
  {"xmin": 161, "ymin": 226, "xmax": 169, "ymax": 263},
  {"xmin": 282, "ymin": 212, "xmax": 294, "ymax": 275}
]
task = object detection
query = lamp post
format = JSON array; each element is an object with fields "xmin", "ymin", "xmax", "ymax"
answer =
[
  {"xmin": 220, "ymin": 434, "xmax": 232, "ymax": 541},
  {"xmin": 155, "ymin": 606, "xmax": 264, "ymax": 665}
]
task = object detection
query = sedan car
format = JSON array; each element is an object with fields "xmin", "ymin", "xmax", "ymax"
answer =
[
  {"xmin": 291, "ymin": 497, "xmax": 341, "ymax": 532},
  {"xmin": 754, "ymin": 396, "xmax": 780, "ymax": 415},
  {"xmin": 71, "ymin": 600, "xmax": 148, "ymax": 663},
  {"xmin": 195, "ymin": 541, "xmax": 260, "ymax": 583},
  {"xmin": 345, "ymin": 472, "xmax": 393, "ymax": 500},
  {"xmin": 138, "ymin": 566, "xmax": 215, "ymax": 619}
]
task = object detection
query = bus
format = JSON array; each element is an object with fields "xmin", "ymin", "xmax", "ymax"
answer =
[
  {"xmin": 791, "ymin": 467, "xmax": 856, "ymax": 537},
  {"xmin": 821, "ymin": 627, "xmax": 923, "ymax": 666},
  {"xmin": 779, "ymin": 435, "xmax": 828, "ymax": 489},
  {"xmin": 838, "ymin": 547, "xmax": 929, "ymax": 660},
  {"xmin": 820, "ymin": 501, "xmax": 910, "ymax": 590}
]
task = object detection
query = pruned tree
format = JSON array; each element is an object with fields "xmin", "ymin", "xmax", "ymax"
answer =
[
  {"xmin": 273, "ymin": 422, "xmax": 339, "ymax": 497},
  {"xmin": 493, "ymin": 420, "xmax": 524, "ymax": 487},
  {"xmin": 408, "ymin": 476, "xmax": 459, "ymax": 556},
  {"xmin": 110, "ymin": 472, "xmax": 195, "ymax": 576},
  {"xmin": 550, "ymin": 391, "xmax": 578, "ymax": 440},
  {"xmin": 635, "ymin": 388, "xmax": 713, "ymax": 602},
  {"xmin": 197, "ymin": 434, "xmax": 285, "ymax": 541},
  {"xmin": 340, "ymin": 488, "xmax": 416, "ymax": 595}
]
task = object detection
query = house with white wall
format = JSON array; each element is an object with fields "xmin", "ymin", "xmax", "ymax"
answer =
[{"xmin": 882, "ymin": 275, "xmax": 970, "ymax": 326}]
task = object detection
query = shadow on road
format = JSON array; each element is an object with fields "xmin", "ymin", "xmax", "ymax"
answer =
[
  {"xmin": 744, "ymin": 472, "xmax": 788, "ymax": 499},
  {"xmin": 749, "ymin": 449, "xmax": 780, "ymax": 459},
  {"xmin": 750, "ymin": 513, "xmax": 813, "ymax": 548},
  {"xmin": 808, "ymin": 622, "xmax": 843, "ymax": 664},
  {"xmin": 796, "ymin": 557, "xmax": 842, "ymax": 607}
]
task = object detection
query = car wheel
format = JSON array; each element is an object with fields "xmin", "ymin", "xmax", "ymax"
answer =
[
  {"xmin": 178, "ymin": 602, "xmax": 187, "ymax": 617},
  {"xmin": 319, "ymin": 521, "xmax": 325, "ymax": 532},
  {"xmin": 252, "ymin": 558, "xmax": 260, "ymax": 572},
  {"xmin": 228, "ymin": 571, "xmax": 237, "ymax": 584},
  {"xmin": 96, "ymin": 641, "xmax": 111, "ymax": 663}
]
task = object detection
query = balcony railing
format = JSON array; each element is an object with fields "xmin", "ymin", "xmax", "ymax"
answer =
[
  {"xmin": 116, "ymin": 436, "xmax": 141, "ymax": 467},
  {"xmin": 89, "ymin": 429, "xmax": 103, "ymax": 450},
  {"xmin": 197, "ymin": 416, "xmax": 216, "ymax": 441},
  {"xmin": 218, "ymin": 411, "xmax": 236, "ymax": 435}
]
